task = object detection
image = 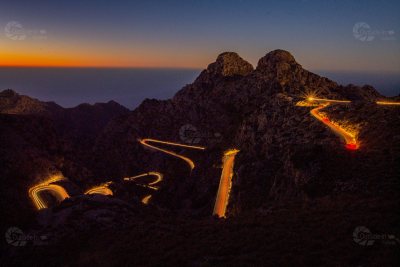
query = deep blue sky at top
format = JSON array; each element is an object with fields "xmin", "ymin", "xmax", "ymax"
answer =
[{"xmin": 0, "ymin": 0, "xmax": 399, "ymax": 72}]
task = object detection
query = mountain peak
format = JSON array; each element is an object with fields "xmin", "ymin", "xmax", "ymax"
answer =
[
  {"xmin": 206, "ymin": 52, "xmax": 254, "ymax": 77},
  {"xmin": 257, "ymin": 49, "xmax": 298, "ymax": 70},
  {"xmin": 0, "ymin": 89, "xmax": 18, "ymax": 97}
]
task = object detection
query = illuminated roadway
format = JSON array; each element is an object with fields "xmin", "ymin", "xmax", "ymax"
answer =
[
  {"xmin": 304, "ymin": 97, "xmax": 358, "ymax": 150},
  {"xmin": 307, "ymin": 97, "xmax": 351, "ymax": 104},
  {"xmin": 124, "ymin": 172, "xmax": 163, "ymax": 204},
  {"xmin": 27, "ymin": 99, "xmax": 399, "ymax": 212},
  {"xmin": 138, "ymin": 139, "xmax": 240, "ymax": 215},
  {"xmin": 28, "ymin": 175, "xmax": 70, "ymax": 210},
  {"xmin": 305, "ymin": 98, "xmax": 399, "ymax": 149},
  {"xmin": 310, "ymin": 104, "xmax": 358, "ymax": 150},
  {"xmin": 84, "ymin": 182, "xmax": 113, "ymax": 196},
  {"xmin": 376, "ymin": 101, "xmax": 400, "ymax": 106},
  {"xmin": 213, "ymin": 149, "xmax": 240, "ymax": 218},
  {"xmin": 141, "ymin": 195, "xmax": 152, "ymax": 205},
  {"xmin": 139, "ymin": 138, "xmax": 206, "ymax": 170}
]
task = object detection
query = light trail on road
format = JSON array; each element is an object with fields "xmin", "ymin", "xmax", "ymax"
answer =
[
  {"xmin": 213, "ymin": 149, "xmax": 239, "ymax": 218},
  {"xmin": 300, "ymin": 97, "xmax": 359, "ymax": 150},
  {"xmin": 310, "ymin": 104, "xmax": 358, "ymax": 150},
  {"xmin": 141, "ymin": 195, "xmax": 152, "ymax": 205},
  {"xmin": 124, "ymin": 172, "xmax": 163, "ymax": 190},
  {"xmin": 124, "ymin": 172, "xmax": 163, "ymax": 204},
  {"xmin": 28, "ymin": 175, "xmax": 70, "ymax": 210},
  {"xmin": 376, "ymin": 101, "xmax": 400, "ymax": 106},
  {"xmin": 139, "ymin": 138, "xmax": 205, "ymax": 170},
  {"xmin": 84, "ymin": 182, "xmax": 113, "ymax": 196},
  {"xmin": 307, "ymin": 97, "xmax": 351, "ymax": 104}
]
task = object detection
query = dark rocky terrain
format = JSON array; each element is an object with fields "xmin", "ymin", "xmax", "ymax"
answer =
[{"xmin": 1, "ymin": 50, "xmax": 399, "ymax": 266}]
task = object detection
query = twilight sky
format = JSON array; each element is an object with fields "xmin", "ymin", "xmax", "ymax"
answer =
[{"xmin": 0, "ymin": 0, "xmax": 399, "ymax": 72}]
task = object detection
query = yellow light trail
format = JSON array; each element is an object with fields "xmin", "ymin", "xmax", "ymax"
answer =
[
  {"xmin": 376, "ymin": 101, "xmax": 400, "ymax": 106},
  {"xmin": 141, "ymin": 195, "xmax": 152, "ymax": 205},
  {"xmin": 307, "ymin": 97, "xmax": 351, "ymax": 104},
  {"xmin": 213, "ymin": 149, "xmax": 240, "ymax": 218},
  {"xmin": 124, "ymin": 172, "xmax": 163, "ymax": 190},
  {"xmin": 310, "ymin": 104, "xmax": 359, "ymax": 150},
  {"xmin": 139, "ymin": 138, "xmax": 206, "ymax": 170},
  {"xmin": 124, "ymin": 172, "xmax": 163, "ymax": 204},
  {"xmin": 28, "ymin": 175, "xmax": 70, "ymax": 210},
  {"xmin": 295, "ymin": 100, "xmax": 319, "ymax": 107},
  {"xmin": 84, "ymin": 182, "xmax": 113, "ymax": 196}
]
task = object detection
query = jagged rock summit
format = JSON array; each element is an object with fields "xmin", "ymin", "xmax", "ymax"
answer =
[
  {"xmin": 257, "ymin": 49, "xmax": 298, "ymax": 69},
  {"xmin": 206, "ymin": 52, "xmax": 254, "ymax": 77}
]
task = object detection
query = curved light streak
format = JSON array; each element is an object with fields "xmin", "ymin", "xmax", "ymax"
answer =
[
  {"xmin": 124, "ymin": 171, "xmax": 163, "ymax": 190},
  {"xmin": 139, "ymin": 138, "xmax": 205, "ymax": 170},
  {"xmin": 213, "ymin": 149, "xmax": 239, "ymax": 218},
  {"xmin": 84, "ymin": 182, "xmax": 113, "ymax": 196},
  {"xmin": 124, "ymin": 172, "xmax": 163, "ymax": 204},
  {"xmin": 28, "ymin": 175, "xmax": 70, "ymax": 210},
  {"xmin": 310, "ymin": 104, "xmax": 358, "ymax": 150}
]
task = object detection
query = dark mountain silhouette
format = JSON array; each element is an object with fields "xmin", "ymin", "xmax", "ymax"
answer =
[{"xmin": 1, "ymin": 50, "xmax": 399, "ymax": 266}]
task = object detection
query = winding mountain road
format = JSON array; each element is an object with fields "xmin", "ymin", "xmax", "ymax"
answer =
[
  {"xmin": 139, "ymin": 138, "xmax": 206, "ymax": 170},
  {"xmin": 310, "ymin": 104, "xmax": 358, "ymax": 150},
  {"xmin": 28, "ymin": 175, "xmax": 70, "ymax": 210},
  {"xmin": 84, "ymin": 182, "xmax": 113, "ymax": 196},
  {"xmin": 124, "ymin": 172, "xmax": 163, "ymax": 204},
  {"xmin": 304, "ymin": 97, "xmax": 358, "ymax": 150}
]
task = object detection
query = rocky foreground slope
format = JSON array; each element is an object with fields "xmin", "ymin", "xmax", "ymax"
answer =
[{"xmin": 1, "ymin": 50, "xmax": 399, "ymax": 266}]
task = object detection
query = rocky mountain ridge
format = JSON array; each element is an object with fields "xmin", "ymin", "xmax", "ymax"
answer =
[{"xmin": 1, "ymin": 49, "xmax": 399, "ymax": 266}]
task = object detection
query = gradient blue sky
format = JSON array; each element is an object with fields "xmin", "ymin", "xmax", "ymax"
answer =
[{"xmin": 0, "ymin": 0, "xmax": 399, "ymax": 72}]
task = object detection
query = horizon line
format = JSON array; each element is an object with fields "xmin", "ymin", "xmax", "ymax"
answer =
[
  {"xmin": 0, "ymin": 65, "xmax": 203, "ymax": 70},
  {"xmin": 1, "ymin": 65, "xmax": 399, "ymax": 74}
]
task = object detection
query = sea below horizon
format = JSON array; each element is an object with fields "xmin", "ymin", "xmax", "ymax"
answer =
[{"xmin": 0, "ymin": 67, "xmax": 398, "ymax": 109}]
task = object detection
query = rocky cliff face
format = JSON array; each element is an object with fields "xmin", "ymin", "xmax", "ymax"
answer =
[
  {"xmin": 0, "ymin": 91, "xmax": 129, "ymax": 231},
  {"xmin": 1, "ymin": 50, "xmax": 399, "ymax": 266},
  {"xmin": 91, "ymin": 49, "xmax": 397, "ymax": 216},
  {"xmin": 0, "ymin": 89, "xmax": 63, "ymax": 115}
]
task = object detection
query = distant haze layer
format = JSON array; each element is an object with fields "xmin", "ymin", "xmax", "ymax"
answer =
[{"xmin": 0, "ymin": 68, "xmax": 398, "ymax": 109}]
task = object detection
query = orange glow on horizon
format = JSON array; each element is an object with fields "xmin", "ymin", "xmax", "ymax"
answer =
[{"xmin": 0, "ymin": 46, "xmax": 205, "ymax": 68}]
